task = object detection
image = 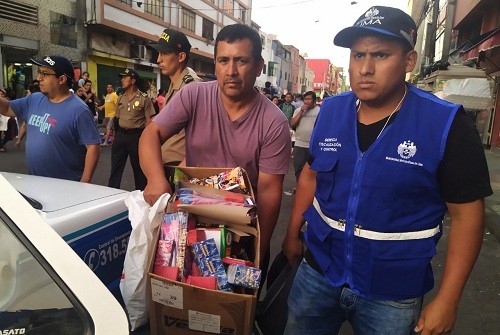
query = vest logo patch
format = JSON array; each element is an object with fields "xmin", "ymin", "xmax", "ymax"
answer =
[
  {"xmin": 319, "ymin": 137, "xmax": 342, "ymax": 152},
  {"xmin": 386, "ymin": 140, "xmax": 423, "ymax": 167},
  {"xmin": 397, "ymin": 140, "xmax": 416, "ymax": 159}
]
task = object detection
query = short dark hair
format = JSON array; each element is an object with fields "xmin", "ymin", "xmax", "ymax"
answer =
[
  {"xmin": 303, "ymin": 91, "xmax": 316, "ymax": 101},
  {"xmin": 84, "ymin": 79, "xmax": 92, "ymax": 85},
  {"xmin": 215, "ymin": 24, "xmax": 263, "ymax": 63}
]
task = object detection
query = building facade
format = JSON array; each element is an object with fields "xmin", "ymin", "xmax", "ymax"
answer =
[
  {"xmin": 0, "ymin": 0, "xmax": 87, "ymax": 92},
  {"xmin": 0, "ymin": 0, "xmax": 325, "ymax": 104},
  {"xmin": 84, "ymin": 0, "xmax": 251, "ymax": 97},
  {"xmin": 409, "ymin": 0, "xmax": 499, "ymax": 149},
  {"xmin": 306, "ymin": 59, "xmax": 336, "ymax": 97}
]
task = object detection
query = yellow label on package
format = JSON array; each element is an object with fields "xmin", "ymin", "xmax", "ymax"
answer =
[
  {"xmin": 150, "ymin": 278, "xmax": 183, "ymax": 310},
  {"xmin": 188, "ymin": 310, "xmax": 221, "ymax": 334}
]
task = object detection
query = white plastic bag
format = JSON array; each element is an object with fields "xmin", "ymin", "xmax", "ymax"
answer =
[
  {"xmin": 120, "ymin": 191, "xmax": 170, "ymax": 331},
  {"xmin": 0, "ymin": 115, "xmax": 9, "ymax": 131}
]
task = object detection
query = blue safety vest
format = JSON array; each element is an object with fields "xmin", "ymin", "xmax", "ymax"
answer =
[{"xmin": 304, "ymin": 84, "xmax": 460, "ymax": 300}]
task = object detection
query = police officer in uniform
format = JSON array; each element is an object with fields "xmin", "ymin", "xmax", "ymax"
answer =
[
  {"xmin": 146, "ymin": 28, "xmax": 202, "ymax": 180},
  {"xmin": 108, "ymin": 69, "xmax": 155, "ymax": 190}
]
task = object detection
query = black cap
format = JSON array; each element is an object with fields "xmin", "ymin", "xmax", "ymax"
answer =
[
  {"xmin": 334, "ymin": 6, "xmax": 417, "ymax": 50},
  {"xmin": 118, "ymin": 68, "xmax": 140, "ymax": 79},
  {"xmin": 146, "ymin": 28, "xmax": 192, "ymax": 54},
  {"xmin": 31, "ymin": 55, "xmax": 74, "ymax": 80}
]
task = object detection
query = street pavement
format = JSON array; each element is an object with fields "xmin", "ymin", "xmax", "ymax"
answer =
[{"xmin": 1, "ymin": 140, "xmax": 499, "ymax": 334}]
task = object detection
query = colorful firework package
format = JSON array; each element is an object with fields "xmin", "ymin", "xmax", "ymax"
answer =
[{"xmin": 148, "ymin": 167, "xmax": 260, "ymax": 335}]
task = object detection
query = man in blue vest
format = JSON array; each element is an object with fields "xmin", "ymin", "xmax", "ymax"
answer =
[{"xmin": 282, "ymin": 6, "xmax": 492, "ymax": 335}]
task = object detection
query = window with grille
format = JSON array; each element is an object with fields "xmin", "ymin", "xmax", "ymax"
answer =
[
  {"xmin": 182, "ymin": 8, "xmax": 195, "ymax": 32},
  {"xmin": 0, "ymin": 0, "xmax": 38, "ymax": 25},
  {"xmin": 268, "ymin": 62, "xmax": 277, "ymax": 76},
  {"xmin": 50, "ymin": 11, "xmax": 77, "ymax": 48},
  {"xmin": 118, "ymin": 0, "xmax": 132, "ymax": 6},
  {"xmin": 145, "ymin": 0, "xmax": 164, "ymax": 19},
  {"xmin": 202, "ymin": 18, "xmax": 214, "ymax": 40}
]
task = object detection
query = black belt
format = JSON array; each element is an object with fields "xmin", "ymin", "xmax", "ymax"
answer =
[
  {"xmin": 117, "ymin": 127, "xmax": 144, "ymax": 134},
  {"xmin": 304, "ymin": 249, "xmax": 350, "ymax": 288},
  {"xmin": 304, "ymin": 249, "xmax": 323, "ymax": 274}
]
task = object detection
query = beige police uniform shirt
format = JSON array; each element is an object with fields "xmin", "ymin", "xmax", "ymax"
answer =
[
  {"xmin": 116, "ymin": 90, "xmax": 155, "ymax": 129},
  {"xmin": 161, "ymin": 67, "xmax": 201, "ymax": 164}
]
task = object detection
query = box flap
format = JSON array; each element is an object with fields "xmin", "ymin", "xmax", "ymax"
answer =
[{"xmin": 176, "ymin": 204, "xmax": 255, "ymax": 225}]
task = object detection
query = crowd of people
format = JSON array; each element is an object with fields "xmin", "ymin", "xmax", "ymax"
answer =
[{"xmin": 0, "ymin": 6, "xmax": 493, "ymax": 335}]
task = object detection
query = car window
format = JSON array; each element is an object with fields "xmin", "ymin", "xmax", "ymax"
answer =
[{"xmin": 0, "ymin": 210, "xmax": 92, "ymax": 335}]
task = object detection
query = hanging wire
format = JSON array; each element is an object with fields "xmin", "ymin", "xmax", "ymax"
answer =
[{"xmin": 121, "ymin": 0, "xmax": 320, "ymax": 10}]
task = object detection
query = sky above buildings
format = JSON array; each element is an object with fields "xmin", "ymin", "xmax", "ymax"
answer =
[{"xmin": 251, "ymin": 0, "xmax": 408, "ymax": 70}]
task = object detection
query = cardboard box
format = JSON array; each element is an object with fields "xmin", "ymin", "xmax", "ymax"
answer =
[{"xmin": 148, "ymin": 167, "xmax": 260, "ymax": 335}]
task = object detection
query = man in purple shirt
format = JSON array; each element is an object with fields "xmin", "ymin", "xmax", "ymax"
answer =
[{"xmin": 139, "ymin": 24, "xmax": 291, "ymax": 270}]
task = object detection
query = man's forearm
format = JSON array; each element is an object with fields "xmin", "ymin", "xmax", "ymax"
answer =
[
  {"xmin": 436, "ymin": 200, "xmax": 485, "ymax": 306},
  {"xmin": 0, "ymin": 97, "xmax": 15, "ymax": 117},
  {"xmin": 287, "ymin": 163, "xmax": 316, "ymax": 238},
  {"xmin": 290, "ymin": 112, "xmax": 302, "ymax": 128},
  {"xmin": 256, "ymin": 175, "xmax": 284, "ymax": 262},
  {"xmin": 139, "ymin": 124, "xmax": 167, "ymax": 182},
  {"xmin": 81, "ymin": 145, "xmax": 100, "ymax": 183}
]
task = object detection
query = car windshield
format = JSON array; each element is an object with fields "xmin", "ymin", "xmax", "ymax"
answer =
[{"xmin": 0, "ymin": 210, "xmax": 89, "ymax": 334}]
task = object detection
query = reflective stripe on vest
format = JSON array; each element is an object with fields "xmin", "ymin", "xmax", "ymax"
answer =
[{"xmin": 313, "ymin": 197, "xmax": 440, "ymax": 240}]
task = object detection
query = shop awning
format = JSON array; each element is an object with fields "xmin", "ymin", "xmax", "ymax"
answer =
[{"xmin": 460, "ymin": 27, "xmax": 500, "ymax": 61}]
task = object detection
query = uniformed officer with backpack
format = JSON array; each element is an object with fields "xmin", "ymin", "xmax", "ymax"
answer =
[{"xmin": 147, "ymin": 28, "xmax": 202, "ymax": 180}]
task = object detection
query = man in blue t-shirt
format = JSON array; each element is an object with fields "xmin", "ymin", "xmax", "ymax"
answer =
[{"xmin": 0, "ymin": 55, "xmax": 101, "ymax": 182}]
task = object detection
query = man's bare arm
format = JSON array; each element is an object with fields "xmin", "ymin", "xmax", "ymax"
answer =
[
  {"xmin": 415, "ymin": 199, "xmax": 485, "ymax": 335},
  {"xmin": 282, "ymin": 162, "xmax": 316, "ymax": 265},
  {"xmin": 0, "ymin": 97, "xmax": 16, "ymax": 117},
  {"xmin": 256, "ymin": 172, "xmax": 285, "ymax": 264},
  {"xmin": 80, "ymin": 144, "xmax": 100, "ymax": 183},
  {"xmin": 139, "ymin": 122, "xmax": 172, "ymax": 205}
]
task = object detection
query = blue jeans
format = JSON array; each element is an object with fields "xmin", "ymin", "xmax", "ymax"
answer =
[{"xmin": 284, "ymin": 259, "xmax": 423, "ymax": 335}]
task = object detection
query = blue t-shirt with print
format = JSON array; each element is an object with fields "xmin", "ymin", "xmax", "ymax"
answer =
[{"xmin": 10, "ymin": 92, "xmax": 101, "ymax": 181}]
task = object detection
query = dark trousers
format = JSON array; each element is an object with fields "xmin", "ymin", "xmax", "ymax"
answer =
[
  {"xmin": 108, "ymin": 130, "xmax": 147, "ymax": 190},
  {"xmin": 293, "ymin": 146, "xmax": 309, "ymax": 181}
]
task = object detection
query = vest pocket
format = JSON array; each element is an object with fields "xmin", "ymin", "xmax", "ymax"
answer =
[
  {"xmin": 310, "ymin": 158, "xmax": 338, "ymax": 201},
  {"xmin": 369, "ymin": 238, "xmax": 436, "ymax": 299},
  {"xmin": 306, "ymin": 220, "xmax": 332, "ymax": 271}
]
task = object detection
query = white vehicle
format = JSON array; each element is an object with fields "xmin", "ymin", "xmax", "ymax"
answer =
[
  {"xmin": 0, "ymin": 173, "xmax": 130, "ymax": 334},
  {"xmin": 1, "ymin": 172, "xmax": 132, "ymax": 300}
]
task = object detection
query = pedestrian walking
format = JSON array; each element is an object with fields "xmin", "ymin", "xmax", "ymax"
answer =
[
  {"xmin": 292, "ymin": 93, "xmax": 303, "ymax": 109},
  {"xmin": 98, "ymin": 84, "xmax": 119, "ymax": 146},
  {"xmin": 83, "ymin": 79, "xmax": 100, "ymax": 123},
  {"xmin": 289, "ymin": 91, "xmax": 319, "ymax": 180},
  {"xmin": 108, "ymin": 69, "xmax": 155, "ymax": 190},
  {"xmin": 282, "ymin": 6, "xmax": 492, "ymax": 335},
  {"xmin": 279, "ymin": 92, "xmax": 295, "ymax": 122},
  {"xmin": 139, "ymin": 23, "xmax": 292, "ymax": 278},
  {"xmin": 0, "ymin": 55, "xmax": 101, "ymax": 182}
]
